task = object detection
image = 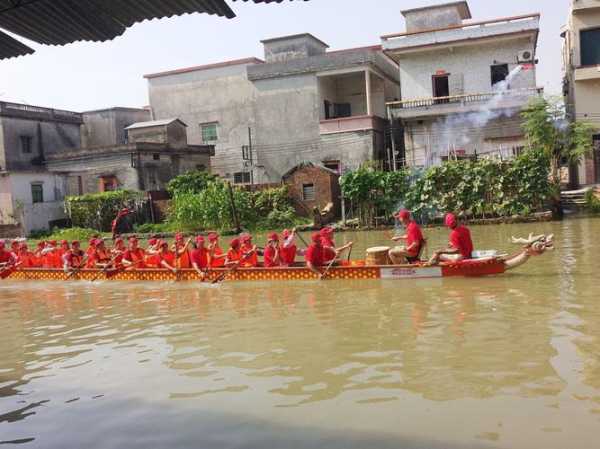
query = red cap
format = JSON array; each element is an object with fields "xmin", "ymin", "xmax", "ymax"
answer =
[
  {"xmin": 174, "ymin": 232, "xmax": 184, "ymax": 241},
  {"xmin": 311, "ymin": 232, "xmax": 321, "ymax": 244},
  {"xmin": 195, "ymin": 236, "xmax": 205, "ymax": 244},
  {"xmin": 159, "ymin": 240, "xmax": 169, "ymax": 248},
  {"xmin": 19, "ymin": 242, "xmax": 28, "ymax": 250},
  {"xmin": 88, "ymin": 238, "xmax": 97, "ymax": 246},
  {"xmin": 148, "ymin": 238, "xmax": 158, "ymax": 246},
  {"xmin": 320, "ymin": 227, "xmax": 333, "ymax": 237},
  {"xmin": 129, "ymin": 236, "xmax": 138, "ymax": 243},
  {"xmin": 60, "ymin": 240, "xmax": 69, "ymax": 246},
  {"xmin": 115, "ymin": 238, "xmax": 124, "ymax": 244},
  {"xmin": 49, "ymin": 240, "xmax": 57, "ymax": 246},
  {"xmin": 445, "ymin": 213, "xmax": 457, "ymax": 228},
  {"xmin": 240, "ymin": 234, "xmax": 252, "ymax": 243},
  {"xmin": 208, "ymin": 232, "xmax": 219, "ymax": 242},
  {"xmin": 395, "ymin": 209, "xmax": 411, "ymax": 221},
  {"xmin": 72, "ymin": 240, "xmax": 80, "ymax": 246},
  {"xmin": 94, "ymin": 239, "xmax": 105, "ymax": 247},
  {"xmin": 282, "ymin": 229, "xmax": 291, "ymax": 238},
  {"xmin": 37, "ymin": 241, "xmax": 45, "ymax": 248},
  {"xmin": 268, "ymin": 233, "xmax": 279, "ymax": 242},
  {"xmin": 230, "ymin": 238, "xmax": 241, "ymax": 249}
]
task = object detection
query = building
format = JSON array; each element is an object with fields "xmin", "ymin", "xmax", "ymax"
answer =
[
  {"xmin": 0, "ymin": 101, "xmax": 82, "ymax": 234},
  {"xmin": 46, "ymin": 112, "xmax": 214, "ymax": 194},
  {"xmin": 561, "ymin": 0, "xmax": 600, "ymax": 186},
  {"xmin": 145, "ymin": 33, "xmax": 401, "ymax": 184},
  {"xmin": 383, "ymin": 1, "xmax": 542, "ymax": 167}
]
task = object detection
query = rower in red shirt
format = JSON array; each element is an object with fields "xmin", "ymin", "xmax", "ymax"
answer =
[
  {"xmin": 54, "ymin": 240, "xmax": 70, "ymax": 269},
  {"xmin": 208, "ymin": 232, "xmax": 226, "ymax": 268},
  {"xmin": 42, "ymin": 240, "xmax": 58, "ymax": 268},
  {"xmin": 225, "ymin": 238, "xmax": 242, "ymax": 267},
  {"xmin": 305, "ymin": 233, "xmax": 326, "ymax": 277},
  {"xmin": 10, "ymin": 240, "xmax": 19, "ymax": 257},
  {"xmin": 158, "ymin": 240, "xmax": 177, "ymax": 273},
  {"xmin": 172, "ymin": 232, "xmax": 192, "ymax": 269},
  {"xmin": 63, "ymin": 241, "xmax": 87, "ymax": 272},
  {"xmin": 0, "ymin": 240, "xmax": 17, "ymax": 268},
  {"xmin": 112, "ymin": 238, "xmax": 126, "ymax": 268},
  {"xmin": 191, "ymin": 236, "xmax": 209, "ymax": 279},
  {"xmin": 320, "ymin": 227, "xmax": 353, "ymax": 264},
  {"xmin": 122, "ymin": 237, "xmax": 146, "ymax": 270},
  {"xmin": 263, "ymin": 233, "xmax": 281, "ymax": 268},
  {"xmin": 16, "ymin": 243, "xmax": 35, "ymax": 268},
  {"xmin": 88, "ymin": 239, "xmax": 112, "ymax": 269},
  {"xmin": 279, "ymin": 229, "xmax": 298, "ymax": 267},
  {"xmin": 389, "ymin": 209, "xmax": 425, "ymax": 264},
  {"xmin": 32, "ymin": 241, "xmax": 45, "ymax": 267},
  {"xmin": 240, "ymin": 234, "xmax": 258, "ymax": 268},
  {"xmin": 144, "ymin": 238, "xmax": 161, "ymax": 268},
  {"xmin": 429, "ymin": 213, "xmax": 474, "ymax": 265}
]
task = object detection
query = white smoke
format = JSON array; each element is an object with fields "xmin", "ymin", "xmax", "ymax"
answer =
[{"xmin": 426, "ymin": 65, "xmax": 525, "ymax": 166}]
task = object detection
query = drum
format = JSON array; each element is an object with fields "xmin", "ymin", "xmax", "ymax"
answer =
[{"xmin": 365, "ymin": 246, "xmax": 391, "ymax": 266}]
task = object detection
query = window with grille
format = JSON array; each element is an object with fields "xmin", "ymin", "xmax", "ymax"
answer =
[
  {"xmin": 233, "ymin": 172, "xmax": 251, "ymax": 184},
  {"xmin": 302, "ymin": 183, "xmax": 315, "ymax": 201},
  {"xmin": 201, "ymin": 123, "xmax": 218, "ymax": 143},
  {"xmin": 31, "ymin": 184, "xmax": 43, "ymax": 203},
  {"xmin": 20, "ymin": 136, "xmax": 33, "ymax": 154},
  {"xmin": 581, "ymin": 28, "xmax": 600, "ymax": 66}
]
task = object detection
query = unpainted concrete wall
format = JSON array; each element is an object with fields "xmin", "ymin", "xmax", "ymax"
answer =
[
  {"xmin": 82, "ymin": 108, "xmax": 150, "ymax": 147},
  {"xmin": 404, "ymin": 5, "xmax": 463, "ymax": 33}
]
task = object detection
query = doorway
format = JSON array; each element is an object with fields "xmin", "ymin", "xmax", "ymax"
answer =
[{"xmin": 432, "ymin": 74, "xmax": 450, "ymax": 104}]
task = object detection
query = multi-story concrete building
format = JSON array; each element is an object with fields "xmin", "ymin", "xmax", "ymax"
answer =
[
  {"xmin": 0, "ymin": 101, "xmax": 82, "ymax": 234},
  {"xmin": 383, "ymin": 1, "xmax": 542, "ymax": 167},
  {"xmin": 562, "ymin": 0, "xmax": 600, "ymax": 186},
  {"xmin": 145, "ymin": 33, "xmax": 401, "ymax": 184}
]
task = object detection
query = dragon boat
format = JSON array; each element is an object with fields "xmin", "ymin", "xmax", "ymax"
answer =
[{"xmin": 1, "ymin": 234, "xmax": 553, "ymax": 283}]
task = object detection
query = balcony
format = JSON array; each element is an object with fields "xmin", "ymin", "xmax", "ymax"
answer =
[
  {"xmin": 574, "ymin": 65, "xmax": 600, "ymax": 81},
  {"xmin": 572, "ymin": 0, "xmax": 600, "ymax": 13},
  {"xmin": 387, "ymin": 88, "xmax": 543, "ymax": 120},
  {"xmin": 320, "ymin": 115, "xmax": 386, "ymax": 135}
]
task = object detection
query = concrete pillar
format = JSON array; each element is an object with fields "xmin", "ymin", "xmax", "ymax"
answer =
[{"xmin": 365, "ymin": 70, "xmax": 372, "ymax": 116}]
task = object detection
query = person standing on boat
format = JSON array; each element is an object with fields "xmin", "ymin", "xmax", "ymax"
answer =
[
  {"xmin": 428, "ymin": 213, "xmax": 474, "ymax": 265},
  {"xmin": 191, "ymin": 236, "xmax": 209, "ymax": 280},
  {"xmin": 263, "ymin": 233, "xmax": 281, "ymax": 268},
  {"xmin": 389, "ymin": 209, "xmax": 425, "ymax": 264}
]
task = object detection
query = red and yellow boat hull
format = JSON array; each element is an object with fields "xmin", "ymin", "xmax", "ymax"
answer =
[{"xmin": 4, "ymin": 258, "xmax": 507, "ymax": 282}]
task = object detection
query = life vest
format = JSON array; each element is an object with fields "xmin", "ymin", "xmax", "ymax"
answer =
[
  {"xmin": 175, "ymin": 244, "xmax": 191, "ymax": 269},
  {"xmin": 240, "ymin": 244, "xmax": 257, "ymax": 268},
  {"xmin": 66, "ymin": 250, "xmax": 85, "ymax": 269},
  {"xmin": 210, "ymin": 246, "xmax": 225, "ymax": 268},
  {"xmin": 159, "ymin": 251, "xmax": 175, "ymax": 267},
  {"xmin": 125, "ymin": 248, "xmax": 146, "ymax": 269}
]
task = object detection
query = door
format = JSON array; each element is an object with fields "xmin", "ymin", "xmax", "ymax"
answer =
[{"xmin": 432, "ymin": 75, "xmax": 450, "ymax": 104}]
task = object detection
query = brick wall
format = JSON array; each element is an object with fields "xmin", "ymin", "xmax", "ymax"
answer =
[{"xmin": 283, "ymin": 165, "xmax": 340, "ymax": 217}]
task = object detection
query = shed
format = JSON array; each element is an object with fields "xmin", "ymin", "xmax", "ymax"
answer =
[
  {"xmin": 126, "ymin": 118, "xmax": 188, "ymax": 149},
  {"xmin": 282, "ymin": 162, "xmax": 341, "ymax": 218}
]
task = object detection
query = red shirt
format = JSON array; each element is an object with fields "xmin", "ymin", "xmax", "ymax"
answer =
[
  {"xmin": 191, "ymin": 248, "xmax": 209, "ymax": 269},
  {"xmin": 174, "ymin": 244, "xmax": 191, "ymax": 269},
  {"xmin": 226, "ymin": 248, "xmax": 241, "ymax": 263},
  {"xmin": 449, "ymin": 225, "xmax": 474, "ymax": 259},
  {"xmin": 406, "ymin": 221, "xmax": 424, "ymax": 257},
  {"xmin": 0, "ymin": 249, "xmax": 15, "ymax": 265},
  {"xmin": 17, "ymin": 251, "xmax": 35, "ymax": 268},
  {"xmin": 210, "ymin": 246, "xmax": 225, "ymax": 268},
  {"xmin": 64, "ymin": 250, "xmax": 85, "ymax": 269},
  {"xmin": 241, "ymin": 243, "xmax": 258, "ymax": 267},
  {"xmin": 305, "ymin": 244, "xmax": 325, "ymax": 267},
  {"xmin": 263, "ymin": 246, "xmax": 280, "ymax": 268},
  {"xmin": 280, "ymin": 243, "xmax": 297, "ymax": 266},
  {"xmin": 159, "ymin": 251, "xmax": 176, "ymax": 267},
  {"xmin": 123, "ymin": 248, "xmax": 146, "ymax": 268}
]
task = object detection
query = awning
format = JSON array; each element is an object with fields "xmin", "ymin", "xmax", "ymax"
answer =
[{"xmin": 0, "ymin": 0, "xmax": 307, "ymax": 60}]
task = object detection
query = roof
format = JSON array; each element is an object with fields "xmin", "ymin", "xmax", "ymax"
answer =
[
  {"xmin": 0, "ymin": 0, "xmax": 306, "ymax": 60},
  {"xmin": 401, "ymin": 1, "xmax": 472, "ymax": 20},
  {"xmin": 144, "ymin": 57, "xmax": 264, "ymax": 79},
  {"xmin": 260, "ymin": 33, "xmax": 329, "ymax": 48},
  {"xmin": 282, "ymin": 161, "xmax": 338, "ymax": 179},
  {"xmin": 125, "ymin": 118, "xmax": 187, "ymax": 130}
]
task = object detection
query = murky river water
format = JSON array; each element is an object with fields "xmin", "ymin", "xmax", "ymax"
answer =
[{"xmin": 1, "ymin": 218, "xmax": 599, "ymax": 449}]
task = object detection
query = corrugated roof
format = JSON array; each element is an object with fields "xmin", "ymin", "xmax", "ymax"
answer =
[
  {"xmin": 125, "ymin": 118, "xmax": 187, "ymax": 129},
  {"xmin": 0, "ymin": 0, "xmax": 307, "ymax": 59}
]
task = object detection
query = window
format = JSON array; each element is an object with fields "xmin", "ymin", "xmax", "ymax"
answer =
[
  {"xmin": 201, "ymin": 123, "xmax": 218, "ymax": 142},
  {"xmin": 302, "ymin": 183, "xmax": 315, "ymax": 201},
  {"xmin": 512, "ymin": 146, "xmax": 525, "ymax": 157},
  {"xmin": 153, "ymin": 153, "xmax": 160, "ymax": 161},
  {"xmin": 77, "ymin": 176, "xmax": 83, "ymax": 196},
  {"xmin": 432, "ymin": 75, "xmax": 450, "ymax": 103},
  {"xmin": 20, "ymin": 136, "xmax": 32, "ymax": 154},
  {"xmin": 100, "ymin": 176, "xmax": 118, "ymax": 192},
  {"xmin": 233, "ymin": 172, "xmax": 251, "ymax": 184},
  {"xmin": 323, "ymin": 160, "xmax": 341, "ymax": 174},
  {"xmin": 31, "ymin": 184, "xmax": 43, "ymax": 204},
  {"xmin": 581, "ymin": 28, "xmax": 600, "ymax": 66},
  {"xmin": 491, "ymin": 64, "xmax": 509, "ymax": 87},
  {"xmin": 324, "ymin": 101, "xmax": 352, "ymax": 119},
  {"xmin": 195, "ymin": 164, "xmax": 207, "ymax": 171}
]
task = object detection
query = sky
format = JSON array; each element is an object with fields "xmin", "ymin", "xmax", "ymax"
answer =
[{"xmin": 0, "ymin": 0, "xmax": 570, "ymax": 112}]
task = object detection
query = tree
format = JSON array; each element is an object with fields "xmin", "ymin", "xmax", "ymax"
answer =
[
  {"xmin": 166, "ymin": 171, "xmax": 216, "ymax": 196},
  {"xmin": 521, "ymin": 97, "xmax": 594, "ymax": 217}
]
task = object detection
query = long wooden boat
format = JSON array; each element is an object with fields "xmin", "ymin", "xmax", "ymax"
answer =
[{"xmin": 2, "ymin": 234, "xmax": 554, "ymax": 283}]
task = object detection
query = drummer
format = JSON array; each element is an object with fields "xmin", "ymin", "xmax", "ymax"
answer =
[{"xmin": 389, "ymin": 209, "xmax": 425, "ymax": 264}]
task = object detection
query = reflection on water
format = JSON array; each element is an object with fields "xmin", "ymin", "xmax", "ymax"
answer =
[{"xmin": 1, "ymin": 219, "xmax": 600, "ymax": 448}]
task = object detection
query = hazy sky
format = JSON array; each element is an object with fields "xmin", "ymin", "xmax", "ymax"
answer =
[{"xmin": 0, "ymin": 0, "xmax": 569, "ymax": 112}]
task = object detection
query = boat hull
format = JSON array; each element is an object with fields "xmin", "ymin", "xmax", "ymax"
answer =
[{"xmin": 5, "ymin": 259, "xmax": 507, "ymax": 282}]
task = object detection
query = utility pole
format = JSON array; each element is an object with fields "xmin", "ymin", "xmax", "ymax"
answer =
[
  {"xmin": 226, "ymin": 181, "xmax": 241, "ymax": 233},
  {"xmin": 248, "ymin": 127, "xmax": 254, "ymax": 186},
  {"xmin": 387, "ymin": 106, "xmax": 397, "ymax": 172}
]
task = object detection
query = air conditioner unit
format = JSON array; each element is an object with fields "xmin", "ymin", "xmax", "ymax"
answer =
[{"xmin": 517, "ymin": 50, "xmax": 533, "ymax": 63}]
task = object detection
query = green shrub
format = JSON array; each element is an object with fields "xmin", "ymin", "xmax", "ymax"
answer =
[
  {"xmin": 167, "ymin": 171, "xmax": 216, "ymax": 196},
  {"xmin": 133, "ymin": 222, "xmax": 178, "ymax": 234},
  {"xmin": 46, "ymin": 227, "xmax": 101, "ymax": 242},
  {"xmin": 65, "ymin": 190, "xmax": 145, "ymax": 231},
  {"xmin": 585, "ymin": 190, "xmax": 600, "ymax": 213}
]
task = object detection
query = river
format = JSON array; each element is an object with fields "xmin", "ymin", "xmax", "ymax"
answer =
[{"xmin": 1, "ymin": 218, "xmax": 599, "ymax": 449}]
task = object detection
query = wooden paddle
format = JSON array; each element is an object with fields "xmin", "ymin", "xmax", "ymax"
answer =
[
  {"xmin": 90, "ymin": 254, "xmax": 121, "ymax": 282},
  {"xmin": 295, "ymin": 230, "xmax": 309, "ymax": 248},
  {"xmin": 65, "ymin": 259, "xmax": 88, "ymax": 280},
  {"xmin": 320, "ymin": 257, "xmax": 338, "ymax": 280},
  {"xmin": 0, "ymin": 262, "xmax": 21, "ymax": 280},
  {"xmin": 211, "ymin": 249, "xmax": 255, "ymax": 284}
]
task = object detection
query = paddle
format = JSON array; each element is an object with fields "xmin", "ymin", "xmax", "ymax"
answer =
[
  {"xmin": 0, "ymin": 262, "xmax": 21, "ymax": 280},
  {"xmin": 90, "ymin": 254, "xmax": 121, "ymax": 282},
  {"xmin": 295, "ymin": 230, "xmax": 309, "ymax": 248},
  {"xmin": 211, "ymin": 249, "xmax": 255, "ymax": 285},
  {"xmin": 65, "ymin": 258, "xmax": 88, "ymax": 280},
  {"xmin": 320, "ymin": 257, "xmax": 338, "ymax": 281}
]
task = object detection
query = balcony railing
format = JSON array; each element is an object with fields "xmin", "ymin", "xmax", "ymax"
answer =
[
  {"xmin": 387, "ymin": 88, "xmax": 543, "ymax": 111},
  {"xmin": 319, "ymin": 115, "xmax": 386, "ymax": 135}
]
